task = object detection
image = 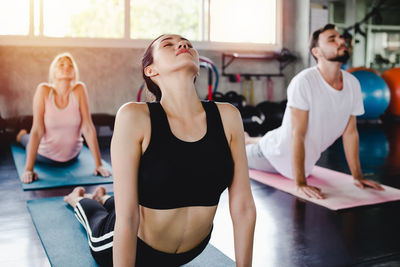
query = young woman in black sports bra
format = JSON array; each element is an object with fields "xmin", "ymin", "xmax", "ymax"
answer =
[{"xmin": 64, "ymin": 34, "xmax": 256, "ymax": 267}]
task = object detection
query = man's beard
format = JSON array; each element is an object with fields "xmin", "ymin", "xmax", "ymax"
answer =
[{"xmin": 328, "ymin": 50, "xmax": 350, "ymax": 63}]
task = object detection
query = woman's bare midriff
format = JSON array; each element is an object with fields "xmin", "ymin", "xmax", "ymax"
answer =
[{"xmin": 137, "ymin": 205, "xmax": 217, "ymax": 254}]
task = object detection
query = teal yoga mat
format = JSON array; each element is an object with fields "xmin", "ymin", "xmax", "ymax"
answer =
[
  {"xmin": 11, "ymin": 144, "xmax": 113, "ymax": 190},
  {"xmin": 27, "ymin": 196, "xmax": 235, "ymax": 267}
]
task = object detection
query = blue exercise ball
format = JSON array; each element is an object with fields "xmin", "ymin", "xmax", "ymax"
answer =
[
  {"xmin": 351, "ymin": 70, "xmax": 390, "ymax": 119},
  {"xmin": 358, "ymin": 127, "xmax": 389, "ymax": 172}
]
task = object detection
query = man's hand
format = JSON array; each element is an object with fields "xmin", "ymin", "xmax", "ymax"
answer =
[
  {"xmin": 354, "ymin": 178, "xmax": 384, "ymax": 190},
  {"xmin": 296, "ymin": 184, "xmax": 325, "ymax": 199}
]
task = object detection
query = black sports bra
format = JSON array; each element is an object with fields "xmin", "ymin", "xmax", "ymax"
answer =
[{"xmin": 138, "ymin": 101, "xmax": 234, "ymax": 209}]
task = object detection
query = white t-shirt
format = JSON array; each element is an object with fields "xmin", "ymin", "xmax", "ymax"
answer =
[{"xmin": 259, "ymin": 66, "xmax": 364, "ymax": 179}]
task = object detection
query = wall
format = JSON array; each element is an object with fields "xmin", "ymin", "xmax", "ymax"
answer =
[{"xmin": 0, "ymin": 0, "xmax": 311, "ymax": 119}]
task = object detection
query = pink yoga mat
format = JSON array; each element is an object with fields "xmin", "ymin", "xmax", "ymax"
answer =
[{"xmin": 249, "ymin": 166, "xmax": 400, "ymax": 210}]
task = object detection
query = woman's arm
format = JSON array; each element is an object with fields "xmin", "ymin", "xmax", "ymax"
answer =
[
  {"xmin": 218, "ymin": 103, "xmax": 256, "ymax": 267},
  {"xmin": 111, "ymin": 103, "xmax": 147, "ymax": 267},
  {"xmin": 22, "ymin": 84, "xmax": 48, "ymax": 183},
  {"xmin": 75, "ymin": 83, "xmax": 110, "ymax": 177}
]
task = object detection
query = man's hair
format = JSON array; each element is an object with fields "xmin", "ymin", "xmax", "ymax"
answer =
[{"xmin": 309, "ymin": 24, "xmax": 336, "ymax": 61}]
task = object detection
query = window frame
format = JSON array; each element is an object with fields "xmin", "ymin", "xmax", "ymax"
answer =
[{"xmin": 0, "ymin": 0, "xmax": 282, "ymax": 51}]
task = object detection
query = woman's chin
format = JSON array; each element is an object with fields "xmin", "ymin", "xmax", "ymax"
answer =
[
  {"xmin": 170, "ymin": 62, "xmax": 199, "ymax": 74},
  {"xmin": 55, "ymin": 76, "xmax": 74, "ymax": 82}
]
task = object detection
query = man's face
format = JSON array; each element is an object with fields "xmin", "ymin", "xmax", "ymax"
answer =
[{"xmin": 314, "ymin": 29, "xmax": 350, "ymax": 63}]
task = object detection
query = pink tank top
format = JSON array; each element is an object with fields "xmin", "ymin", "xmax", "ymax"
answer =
[{"xmin": 37, "ymin": 89, "xmax": 83, "ymax": 162}]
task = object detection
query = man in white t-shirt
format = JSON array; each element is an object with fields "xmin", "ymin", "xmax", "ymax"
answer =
[{"xmin": 245, "ymin": 24, "xmax": 383, "ymax": 199}]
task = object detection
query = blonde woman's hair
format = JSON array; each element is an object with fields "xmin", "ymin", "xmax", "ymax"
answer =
[{"xmin": 48, "ymin": 52, "xmax": 79, "ymax": 85}]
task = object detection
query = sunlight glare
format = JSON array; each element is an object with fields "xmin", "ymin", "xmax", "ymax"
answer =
[
  {"xmin": 210, "ymin": 0, "xmax": 276, "ymax": 44},
  {"xmin": 0, "ymin": 0, "xmax": 30, "ymax": 35},
  {"xmin": 43, "ymin": 0, "xmax": 91, "ymax": 37}
]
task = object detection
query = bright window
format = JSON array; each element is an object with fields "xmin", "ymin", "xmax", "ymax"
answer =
[
  {"xmin": 0, "ymin": 0, "xmax": 30, "ymax": 35},
  {"xmin": 0, "ymin": 0, "xmax": 281, "ymax": 49},
  {"xmin": 43, "ymin": 0, "xmax": 124, "ymax": 38},
  {"xmin": 210, "ymin": 0, "xmax": 276, "ymax": 44},
  {"xmin": 131, "ymin": 0, "xmax": 201, "ymax": 41}
]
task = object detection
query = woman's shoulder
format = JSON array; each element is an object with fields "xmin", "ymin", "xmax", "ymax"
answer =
[
  {"xmin": 114, "ymin": 102, "xmax": 150, "ymax": 137},
  {"xmin": 71, "ymin": 81, "xmax": 87, "ymax": 94},
  {"xmin": 35, "ymin": 83, "xmax": 52, "ymax": 98},
  {"xmin": 215, "ymin": 102, "xmax": 241, "ymax": 121},
  {"xmin": 214, "ymin": 102, "xmax": 242, "ymax": 135},
  {"xmin": 116, "ymin": 102, "xmax": 150, "ymax": 122},
  {"xmin": 36, "ymin": 82, "xmax": 52, "ymax": 90}
]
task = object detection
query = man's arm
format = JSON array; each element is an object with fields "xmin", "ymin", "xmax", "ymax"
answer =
[
  {"xmin": 291, "ymin": 107, "xmax": 325, "ymax": 199},
  {"xmin": 342, "ymin": 116, "xmax": 384, "ymax": 190}
]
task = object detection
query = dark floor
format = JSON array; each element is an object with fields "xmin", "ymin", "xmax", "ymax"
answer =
[{"xmin": 0, "ymin": 123, "xmax": 400, "ymax": 267}]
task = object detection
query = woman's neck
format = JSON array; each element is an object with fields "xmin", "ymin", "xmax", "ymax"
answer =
[
  {"xmin": 53, "ymin": 80, "xmax": 73, "ymax": 96},
  {"xmin": 158, "ymin": 72, "xmax": 202, "ymax": 118}
]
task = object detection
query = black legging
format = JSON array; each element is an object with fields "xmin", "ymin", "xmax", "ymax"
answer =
[{"xmin": 74, "ymin": 197, "xmax": 211, "ymax": 267}]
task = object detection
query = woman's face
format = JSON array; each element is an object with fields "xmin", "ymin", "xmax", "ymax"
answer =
[
  {"xmin": 54, "ymin": 57, "xmax": 75, "ymax": 81},
  {"xmin": 150, "ymin": 34, "xmax": 199, "ymax": 77}
]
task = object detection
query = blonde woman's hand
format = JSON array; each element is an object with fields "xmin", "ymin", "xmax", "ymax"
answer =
[
  {"xmin": 94, "ymin": 165, "xmax": 112, "ymax": 177},
  {"xmin": 21, "ymin": 170, "xmax": 38, "ymax": 183}
]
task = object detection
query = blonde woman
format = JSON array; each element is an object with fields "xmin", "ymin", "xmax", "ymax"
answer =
[{"xmin": 17, "ymin": 53, "xmax": 111, "ymax": 183}]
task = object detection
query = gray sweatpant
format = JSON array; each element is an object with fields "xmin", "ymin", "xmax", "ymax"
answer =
[{"xmin": 246, "ymin": 142, "xmax": 278, "ymax": 173}]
